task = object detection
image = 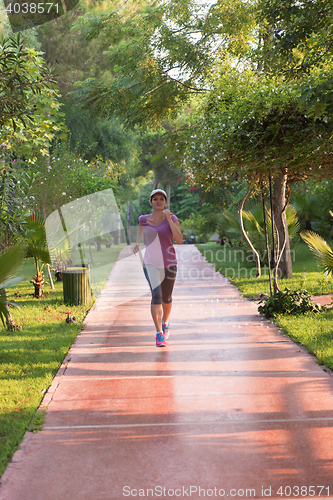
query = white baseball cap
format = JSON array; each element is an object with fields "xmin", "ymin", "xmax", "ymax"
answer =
[{"xmin": 150, "ymin": 189, "xmax": 167, "ymax": 200}]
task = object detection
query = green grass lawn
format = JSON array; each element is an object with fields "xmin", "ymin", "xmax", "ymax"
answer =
[
  {"xmin": 197, "ymin": 242, "xmax": 333, "ymax": 370},
  {"xmin": 198, "ymin": 241, "xmax": 333, "ymax": 298},
  {"xmin": 0, "ymin": 244, "xmax": 125, "ymax": 477}
]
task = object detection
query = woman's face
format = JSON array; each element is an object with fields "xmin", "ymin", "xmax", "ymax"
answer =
[{"xmin": 150, "ymin": 194, "xmax": 166, "ymax": 209}]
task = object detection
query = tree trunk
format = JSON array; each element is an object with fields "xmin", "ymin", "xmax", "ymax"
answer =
[
  {"xmin": 126, "ymin": 201, "xmax": 131, "ymax": 245},
  {"xmin": 115, "ymin": 212, "xmax": 121, "ymax": 245},
  {"xmin": 31, "ymin": 273, "xmax": 46, "ymax": 298},
  {"xmin": 239, "ymin": 190, "xmax": 261, "ymax": 277},
  {"xmin": 260, "ymin": 181, "xmax": 273, "ymax": 296},
  {"xmin": 47, "ymin": 264, "xmax": 55, "ymax": 290},
  {"xmin": 4, "ymin": 288, "xmax": 13, "ymax": 327},
  {"xmin": 272, "ymin": 172, "xmax": 293, "ymax": 279},
  {"xmin": 166, "ymin": 184, "xmax": 171, "ymax": 210},
  {"xmin": 88, "ymin": 225, "xmax": 94, "ymax": 264}
]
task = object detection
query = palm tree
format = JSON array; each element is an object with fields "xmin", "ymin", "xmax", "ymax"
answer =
[
  {"xmin": 216, "ymin": 204, "xmax": 299, "ymax": 269},
  {"xmin": 25, "ymin": 216, "xmax": 51, "ymax": 298},
  {"xmin": 216, "ymin": 210, "xmax": 242, "ymax": 243},
  {"xmin": 291, "ymin": 192, "xmax": 322, "ymax": 231},
  {"xmin": 300, "ymin": 230, "xmax": 333, "ymax": 276},
  {"xmin": 243, "ymin": 204, "xmax": 299, "ymax": 262},
  {"xmin": 0, "ymin": 244, "xmax": 25, "ymax": 330}
]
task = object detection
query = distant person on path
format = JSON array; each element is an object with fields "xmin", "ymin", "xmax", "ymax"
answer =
[{"xmin": 133, "ymin": 189, "xmax": 183, "ymax": 347}]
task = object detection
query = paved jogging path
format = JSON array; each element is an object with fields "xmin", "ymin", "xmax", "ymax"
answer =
[{"xmin": 1, "ymin": 245, "xmax": 333, "ymax": 500}]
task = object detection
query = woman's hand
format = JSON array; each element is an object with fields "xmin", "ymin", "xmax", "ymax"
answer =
[
  {"xmin": 133, "ymin": 244, "xmax": 140, "ymax": 254},
  {"xmin": 163, "ymin": 209, "xmax": 172, "ymax": 222},
  {"xmin": 134, "ymin": 226, "xmax": 144, "ymax": 254}
]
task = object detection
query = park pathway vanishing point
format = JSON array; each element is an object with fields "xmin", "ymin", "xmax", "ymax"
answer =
[{"xmin": 1, "ymin": 245, "xmax": 333, "ymax": 500}]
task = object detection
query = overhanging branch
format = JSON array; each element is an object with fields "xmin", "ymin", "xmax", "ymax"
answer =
[{"xmin": 161, "ymin": 73, "xmax": 207, "ymax": 92}]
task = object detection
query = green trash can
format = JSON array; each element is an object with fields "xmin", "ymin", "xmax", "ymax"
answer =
[{"xmin": 63, "ymin": 265, "xmax": 92, "ymax": 305}]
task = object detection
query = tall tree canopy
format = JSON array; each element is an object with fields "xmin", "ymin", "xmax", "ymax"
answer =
[{"xmin": 72, "ymin": 0, "xmax": 255, "ymax": 125}]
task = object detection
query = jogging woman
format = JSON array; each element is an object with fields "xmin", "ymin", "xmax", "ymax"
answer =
[{"xmin": 133, "ymin": 189, "xmax": 183, "ymax": 347}]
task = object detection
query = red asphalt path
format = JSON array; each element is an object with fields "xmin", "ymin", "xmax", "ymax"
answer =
[{"xmin": 1, "ymin": 245, "xmax": 333, "ymax": 500}]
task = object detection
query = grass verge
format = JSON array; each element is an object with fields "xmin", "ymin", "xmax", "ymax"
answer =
[
  {"xmin": 197, "ymin": 242, "xmax": 333, "ymax": 298},
  {"xmin": 0, "ymin": 244, "xmax": 125, "ymax": 477},
  {"xmin": 197, "ymin": 242, "xmax": 333, "ymax": 369}
]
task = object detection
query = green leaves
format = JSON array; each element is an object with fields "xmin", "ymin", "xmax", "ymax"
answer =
[
  {"xmin": 0, "ymin": 244, "xmax": 25, "ymax": 290},
  {"xmin": 216, "ymin": 210, "xmax": 241, "ymax": 241},
  {"xmin": 300, "ymin": 230, "xmax": 333, "ymax": 276},
  {"xmin": 186, "ymin": 68, "xmax": 332, "ymax": 187},
  {"xmin": 63, "ymin": 101, "xmax": 136, "ymax": 164},
  {"xmin": 0, "ymin": 244, "xmax": 25, "ymax": 326},
  {"xmin": 0, "ymin": 34, "xmax": 57, "ymax": 130},
  {"xmin": 0, "ymin": 34, "xmax": 63, "ymax": 160},
  {"xmin": 0, "ymin": 168, "xmax": 40, "ymax": 248},
  {"xmin": 216, "ymin": 203, "xmax": 299, "ymax": 259},
  {"xmin": 256, "ymin": 0, "xmax": 333, "ymax": 77},
  {"xmin": 23, "ymin": 216, "xmax": 51, "ymax": 282},
  {"xmin": 70, "ymin": 0, "xmax": 255, "ymax": 127},
  {"xmin": 258, "ymin": 288, "xmax": 322, "ymax": 319}
]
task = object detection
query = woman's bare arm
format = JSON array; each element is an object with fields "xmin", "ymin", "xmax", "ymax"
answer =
[{"xmin": 163, "ymin": 210, "xmax": 183, "ymax": 245}]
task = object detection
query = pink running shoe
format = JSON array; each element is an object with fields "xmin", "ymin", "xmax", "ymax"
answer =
[
  {"xmin": 162, "ymin": 319, "xmax": 170, "ymax": 340},
  {"xmin": 156, "ymin": 332, "xmax": 166, "ymax": 347}
]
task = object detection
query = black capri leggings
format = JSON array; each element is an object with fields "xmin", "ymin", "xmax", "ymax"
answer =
[{"xmin": 143, "ymin": 265, "xmax": 177, "ymax": 305}]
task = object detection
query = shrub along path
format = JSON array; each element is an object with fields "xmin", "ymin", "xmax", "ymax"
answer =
[{"xmin": 1, "ymin": 246, "xmax": 333, "ymax": 499}]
